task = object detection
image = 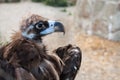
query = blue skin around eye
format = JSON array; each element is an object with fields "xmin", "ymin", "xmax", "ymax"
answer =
[
  {"xmin": 40, "ymin": 25, "xmax": 55, "ymax": 35},
  {"xmin": 40, "ymin": 20, "xmax": 55, "ymax": 35}
]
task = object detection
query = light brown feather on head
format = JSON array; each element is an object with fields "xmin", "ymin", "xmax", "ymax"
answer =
[{"xmin": 20, "ymin": 14, "xmax": 48, "ymax": 32}]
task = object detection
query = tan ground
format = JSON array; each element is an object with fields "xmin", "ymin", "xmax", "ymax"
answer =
[
  {"xmin": 75, "ymin": 34, "xmax": 120, "ymax": 80},
  {"xmin": 0, "ymin": 1, "xmax": 120, "ymax": 80}
]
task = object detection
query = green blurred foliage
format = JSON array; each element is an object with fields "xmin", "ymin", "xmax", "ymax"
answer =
[
  {"xmin": 68, "ymin": 12, "xmax": 72, "ymax": 15},
  {"xmin": 32, "ymin": 0, "xmax": 75, "ymax": 7},
  {"xmin": 0, "ymin": 0, "xmax": 20, "ymax": 3},
  {"xmin": 31, "ymin": 0, "xmax": 43, "ymax": 2},
  {"xmin": 61, "ymin": 8, "xmax": 67, "ymax": 12},
  {"xmin": 44, "ymin": 0, "xmax": 67, "ymax": 7}
]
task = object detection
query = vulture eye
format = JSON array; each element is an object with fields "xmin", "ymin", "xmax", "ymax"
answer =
[{"xmin": 35, "ymin": 22, "xmax": 43, "ymax": 30}]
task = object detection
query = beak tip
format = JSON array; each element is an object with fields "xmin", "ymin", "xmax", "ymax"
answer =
[{"xmin": 54, "ymin": 22, "xmax": 65, "ymax": 34}]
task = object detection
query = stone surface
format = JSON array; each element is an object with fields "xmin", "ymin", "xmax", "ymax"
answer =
[{"xmin": 75, "ymin": 0, "xmax": 120, "ymax": 41}]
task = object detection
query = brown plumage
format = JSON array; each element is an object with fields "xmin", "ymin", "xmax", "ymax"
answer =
[
  {"xmin": 0, "ymin": 14, "xmax": 81, "ymax": 80},
  {"xmin": 54, "ymin": 44, "xmax": 82, "ymax": 80}
]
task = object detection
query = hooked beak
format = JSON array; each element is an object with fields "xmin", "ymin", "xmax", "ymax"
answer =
[{"xmin": 40, "ymin": 20, "xmax": 65, "ymax": 36}]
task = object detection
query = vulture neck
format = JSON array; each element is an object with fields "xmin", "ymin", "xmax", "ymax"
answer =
[{"xmin": 11, "ymin": 31, "xmax": 43, "ymax": 43}]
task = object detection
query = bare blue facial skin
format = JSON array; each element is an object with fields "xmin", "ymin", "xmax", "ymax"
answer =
[
  {"xmin": 40, "ymin": 20, "xmax": 55, "ymax": 35},
  {"xmin": 22, "ymin": 25, "xmax": 35, "ymax": 39}
]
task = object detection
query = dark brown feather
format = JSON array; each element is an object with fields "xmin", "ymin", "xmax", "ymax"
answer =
[
  {"xmin": 54, "ymin": 44, "xmax": 82, "ymax": 80},
  {"xmin": 0, "ymin": 36, "xmax": 64, "ymax": 80}
]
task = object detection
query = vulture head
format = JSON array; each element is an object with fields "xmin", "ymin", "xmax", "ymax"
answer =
[{"xmin": 20, "ymin": 14, "xmax": 65, "ymax": 40}]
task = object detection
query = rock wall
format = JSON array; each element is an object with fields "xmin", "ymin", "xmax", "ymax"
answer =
[{"xmin": 75, "ymin": 0, "xmax": 120, "ymax": 41}]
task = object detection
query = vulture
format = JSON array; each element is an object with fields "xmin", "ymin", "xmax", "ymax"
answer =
[{"xmin": 0, "ymin": 14, "xmax": 82, "ymax": 80}]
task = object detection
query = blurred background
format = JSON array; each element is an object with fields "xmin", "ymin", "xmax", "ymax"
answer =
[{"xmin": 0, "ymin": 0, "xmax": 120, "ymax": 80}]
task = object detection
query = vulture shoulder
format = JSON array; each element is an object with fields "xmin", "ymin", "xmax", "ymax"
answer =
[{"xmin": 0, "ymin": 37, "xmax": 64, "ymax": 80}]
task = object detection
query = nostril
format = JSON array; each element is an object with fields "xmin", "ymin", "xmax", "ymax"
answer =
[{"xmin": 51, "ymin": 24, "xmax": 53, "ymax": 26}]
